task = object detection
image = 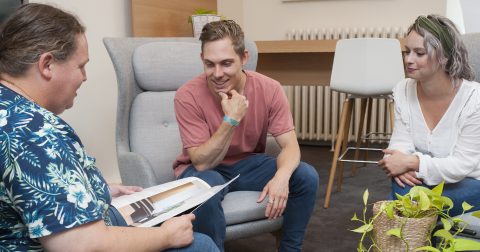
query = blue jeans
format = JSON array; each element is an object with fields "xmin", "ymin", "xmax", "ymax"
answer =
[
  {"xmin": 179, "ymin": 154, "xmax": 319, "ymax": 252},
  {"xmin": 390, "ymin": 178, "xmax": 480, "ymax": 216},
  {"xmin": 165, "ymin": 233, "xmax": 219, "ymax": 252},
  {"xmin": 108, "ymin": 206, "xmax": 219, "ymax": 251}
]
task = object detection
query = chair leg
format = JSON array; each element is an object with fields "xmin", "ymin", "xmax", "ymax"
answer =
[
  {"xmin": 388, "ymin": 99, "xmax": 394, "ymax": 131},
  {"xmin": 351, "ymin": 98, "xmax": 368, "ymax": 176},
  {"xmin": 336, "ymin": 99, "xmax": 354, "ymax": 192},
  {"xmin": 324, "ymin": 99, "xmax": 352, "ymax": 208},
  {"xmin": 363, "ymin": 98, "xmax": 374, "ymax": 163},
  {"xmin": 272, "ymin": 229, "xmax": 282, "ymax": 250}
]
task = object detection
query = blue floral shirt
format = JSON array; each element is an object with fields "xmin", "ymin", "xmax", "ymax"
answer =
[{"xmin": 0, "ymin": 84, "xmax": 112, "ymax": 251}]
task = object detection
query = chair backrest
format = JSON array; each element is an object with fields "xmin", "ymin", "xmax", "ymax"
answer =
[
  {"xmin": 330, "ymin": 38, "xmax": 405, "ymax": 96},
  {"xmin": 463, "ymin": 33, "xmax": 480, "ymax": 82},
  {"xmin": 104, "ymin": 37, "xmax": 258, "ymax": 185}
]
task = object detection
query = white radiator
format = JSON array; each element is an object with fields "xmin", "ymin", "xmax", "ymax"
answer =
[
  {"xmin": 284, "ymin": 26, "xmax": 403, "ymax": 144},
  {"xmin": 284, "ymin": 86, "xmax": 393, "ymax": 144},
  {"xmin": 286, "ymin": 26, "xmax": 407, "ymax": 40}
]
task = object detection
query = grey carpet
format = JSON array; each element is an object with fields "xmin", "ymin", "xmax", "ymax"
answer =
[{"xmin": 224, "ymin": 145, "xmax": 391, "ymax": 252}]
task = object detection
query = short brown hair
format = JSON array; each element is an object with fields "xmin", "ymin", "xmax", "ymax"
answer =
[
  {"xmin": 0, "ymin": 3, "xmax": 85, "ymax": 77},
  {"xmin": 199, "ymin": 20, "xmax": 245, "ymax": 58}
]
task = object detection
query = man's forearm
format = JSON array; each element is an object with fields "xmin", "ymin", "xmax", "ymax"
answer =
[
  {"xmin": 41, "ymin": 221, "xmax": 174, "ymax": 252},
  {"xmin": 274, "ymin": 142, "xmax": 300, "ymax": 180},
  {"xmin": 188, "ymin": 121, "xmax": 236, "ymax": 171}
]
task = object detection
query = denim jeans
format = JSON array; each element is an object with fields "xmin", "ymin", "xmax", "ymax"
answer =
[
  {"xmin": 108, "ymin": 206, "xmax": 219, "ymax": 251},
  {"xmin": 390, "ymin": 177, "xmax": 480, "ymax": 216},
  {"xmin": 165, "ymin": 233, "xmax": 220, "ymax": 252},
  {"xmin": 179, "ymin": 153, "xmax": 319, "ymax": 252}
]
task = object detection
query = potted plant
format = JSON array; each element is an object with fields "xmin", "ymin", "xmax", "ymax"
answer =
[
  {"xmin": 188, "ymin": 8, "xmax": 222, "ymax": 38},
  {"xmin": 351, "ymin": 182, "xmax": 480, "ymax": 251}
]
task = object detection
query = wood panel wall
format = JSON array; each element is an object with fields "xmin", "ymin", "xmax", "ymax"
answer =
[{"xmin": 131, "ymin": 0, "xmax": 217, "ymax": 37}]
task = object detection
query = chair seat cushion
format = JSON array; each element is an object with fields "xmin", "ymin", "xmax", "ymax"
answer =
[
  {"xmin": 454, "ymin": 212, "xmax": 480, "ymax": 240},
  {"xmin": 222, "ymin": 191, "xmax": 269, "ymax": 225}
]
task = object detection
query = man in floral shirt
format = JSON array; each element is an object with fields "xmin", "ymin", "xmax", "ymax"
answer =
[{"xmin": 0, "ymin": 83, "xmax": 112, "ymax": 250}]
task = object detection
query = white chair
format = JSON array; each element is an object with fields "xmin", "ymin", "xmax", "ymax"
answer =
[{"xmin": 323, "ymin": 38, "xmax": 405, "ymax": 208}]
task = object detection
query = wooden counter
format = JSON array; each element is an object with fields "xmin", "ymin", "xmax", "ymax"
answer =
[{"xmin": 255, "ymin": 40, "xmax": 337, "ymax": 86}]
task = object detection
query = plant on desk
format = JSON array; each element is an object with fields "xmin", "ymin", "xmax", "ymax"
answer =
[
  {"xmin": 351, "ymin": 182, "xmax": 480, "ymax": 251},
  {"xmin": 188, "ymin": 8, "xmax": 224, "ymax": 38},
  {"xmin": 187, "ymin": 8, "xmax": 220, "ymax": 23}
]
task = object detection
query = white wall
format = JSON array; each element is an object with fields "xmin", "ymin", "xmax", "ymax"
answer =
[
  {"xmin": 460, "ymin": 0, "xmax": 480, "ymax": 33},
  {"xmin": 31, "ymin": 0, "xmax": 131, "ymax": 183},
  {"xmin": 219, "ymin": 0, "xmax": 446, "ymax": 40},
  {"xmin": 446, "ymin": 0, "xmax": 465, "ymax": 34}
]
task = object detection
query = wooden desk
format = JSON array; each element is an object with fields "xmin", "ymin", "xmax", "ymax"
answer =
[
  {"xmin": 131, "ymin": 0, "xmax": 216, "ymax": 37},
  {"xmin": 255, "ymin": 40, "xmax": 337, "ymax": 86},
  {"xmin": 255, "ymin": 39, "xmax": 405, "ymax": 86}
]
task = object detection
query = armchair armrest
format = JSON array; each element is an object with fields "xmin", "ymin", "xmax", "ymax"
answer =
[{"xmin": 265, "ymin": 135, "xmax": 281, "ymax": 157}]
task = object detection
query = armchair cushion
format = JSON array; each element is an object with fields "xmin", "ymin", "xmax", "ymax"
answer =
[
  {"xmin": 130, "ymin": 92, "xmax": 179, "ymax": 184},
  {"xmin": 223, "ymin": 191, "xmax": 269, "ymax": 225},
  {"xmin": 133, "ymin": 42, "xmax": 203, "ymax": 91}
]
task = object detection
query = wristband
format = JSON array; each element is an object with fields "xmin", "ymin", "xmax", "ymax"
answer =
[{"xmin": 223, "ymin": 115, "xmax": 240, "ymax": 127}]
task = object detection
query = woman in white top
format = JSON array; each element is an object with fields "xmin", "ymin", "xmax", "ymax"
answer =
[{"xmin": 378, "ymin": 14, "xmax": 480, "ymax": 216}]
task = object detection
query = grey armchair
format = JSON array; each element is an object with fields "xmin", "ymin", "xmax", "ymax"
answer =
[
  {"xmin": 463, "ymin": 33, "xmax": 480, "ymax": 82},
  {"xmin": 460, "ymin": 32, "xmax": 480, "ymax": 240},
  {"xmin": 103, "ymin": 37, "xmax": 283, "ymax": 241}
]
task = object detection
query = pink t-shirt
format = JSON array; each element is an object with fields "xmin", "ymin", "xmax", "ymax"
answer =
[{"xmin": 173, "ymin": 71, "xmax": 294, "ymax": 177}]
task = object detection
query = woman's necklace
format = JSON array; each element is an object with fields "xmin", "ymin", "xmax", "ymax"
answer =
[{"xmin": 2, "ymin": 80, "xmax": 36, "ymax": 103}]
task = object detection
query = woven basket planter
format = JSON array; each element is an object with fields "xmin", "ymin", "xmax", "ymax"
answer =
[{"xmin": 372, "ymin": 201, "xmax": 438, "ymax": 252}]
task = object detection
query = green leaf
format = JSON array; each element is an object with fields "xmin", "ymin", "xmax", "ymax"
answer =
[
  {"xmin": 452, "ymin": 217, "xmax": 466, "ymax": 224},
  {"xmin": 472, "ymin": 210, "xmax": 480, "ymax": 219},
  {"xmin": 386, "ymin": 202, "xmax": 395, "ymax": 219},
  {"xmin": 441, "ymin": 196, "xmax": 454, "ymax": 210},
  {"xmin": 387, "ymin": 228, "xmax": 402, "ymax": 239},
  {"xmin": 431, "ymin": 197, "xmax": 445, "ymax": 210},
  {"xmin": 440, "ymin": 217, "xmax": 452, "ymax": 231},
  {"xmin": 351, "ymin": 213, "xmax": 359, "ymax": 221},
  {"xmin": 433, "ymin": 229, "xmax": 453, "ymax": 240},
  {"xmin": 395, "ymin": 193, "xmax": 404, "ymax": 201},
  {"xmin": 409, "ymin": 186, "xmax": 420, "ymax": 198},
  {"xmin": 399, "ymin": 197, "xmax": 415, "ymax": 217},
  {"xmin": 350, "ymin": 223, "xmax": 373, "ymax": 233},
  {"xmin": 453, "ymin": 238, "xmax": 480, "ymax": 251},
  {"xmin": 431, "ymin": 181, "xmax": 444, "ymax": 196},
  {"xmin": 418, "ymin": 190, "xmax": 431, "ymax": 211},
  {"xmin": 444, "ymin": 246, "xmax": 455, "ymax": 252},
  {"xmin": 193, "ymin": 8, "xmax": 217, "ymax": 15},
  {"xmin": 363, "ymin": 189, "xmax": 369, "ymax": 206},
  {"xmin": 462, "ymin": 201, "xmax": 473, "ymax": 212},
  {"xmin": 414, "ymin": 246, "xmax": 440, "ymax": 252}
]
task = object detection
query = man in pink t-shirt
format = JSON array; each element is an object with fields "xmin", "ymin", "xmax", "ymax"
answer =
[{"xmin": 173, "ymin": 20, "xmax": 318, "ymax": 252}]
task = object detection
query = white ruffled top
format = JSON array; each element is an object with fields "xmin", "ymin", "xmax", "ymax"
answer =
[{"xmin": 388, "ymin": 78, "xmax": 480, "ymax": 185}]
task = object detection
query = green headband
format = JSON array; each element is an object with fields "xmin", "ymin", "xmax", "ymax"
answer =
[{"xmin": 415, "ymin": 16, "xmax": 454, "ymax": 58}]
